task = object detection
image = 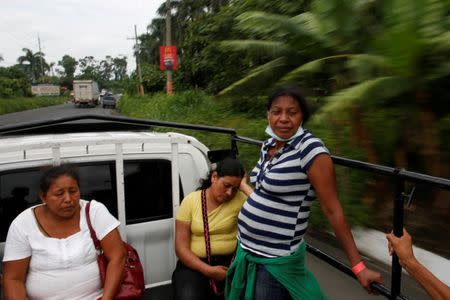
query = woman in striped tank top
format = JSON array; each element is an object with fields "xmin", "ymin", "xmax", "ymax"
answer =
[{"xmin": 226, "ymin": 86, "xmax": 383, "ymax": 300}]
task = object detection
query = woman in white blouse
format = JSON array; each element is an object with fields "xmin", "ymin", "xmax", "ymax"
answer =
[{"xmin": 2, "ymin": 164, "xmax": 126, "ymax": 300}]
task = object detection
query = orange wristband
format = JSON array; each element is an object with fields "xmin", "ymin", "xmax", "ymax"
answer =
[{"xmin": 351, "ymin": 261, "xmax": 366, "ymax": 275}]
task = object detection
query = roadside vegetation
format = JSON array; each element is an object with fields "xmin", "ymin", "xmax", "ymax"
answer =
[
  {"xmin": 118, "ymin": 90, "xmax": 267, "ymax": 169},
  {"xmin": 0, "ymin": 96, "xmax": 67, "ymax": 115}
]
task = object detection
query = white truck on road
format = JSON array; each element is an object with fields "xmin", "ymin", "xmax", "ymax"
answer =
[{"xmin": 73, "ymin": 80, "xmax": 100, "ymax": 107}]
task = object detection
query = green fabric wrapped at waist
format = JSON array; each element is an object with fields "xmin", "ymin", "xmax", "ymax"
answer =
[{"xmin": 225, "ymin": 242, "xmax": 327, "ymax": 300}]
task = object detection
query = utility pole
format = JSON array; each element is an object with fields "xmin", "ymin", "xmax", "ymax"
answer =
[
  {"xmin": 165, "ymin": 0, "xmax": 173, "ymax": 96},
  {"xmin": 128, "ymin": 25, "xmax": 144, "ymax": 96},
  {"xmin": 134, "ymin": 25, "xmax": 144, "ymax": 96},
  {"xmin": 37, "ymin": 34, "xmax": 44, "ymax": 81}
]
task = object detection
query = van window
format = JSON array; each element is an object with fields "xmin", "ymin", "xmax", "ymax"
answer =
[
  {"xmin": 124, "ymin": 159, "xmax": 179, "ymax": 224},
  {"xmin": 77, "ymin": 162, "xmax": 118, "ymax": 217},
  {"xmin": 78, "ymin": 160, "xmax": 180, "ymax": 224},
  {"xmin": 0, "ymin": 169, "xmax": 41, "ymax": 241}
]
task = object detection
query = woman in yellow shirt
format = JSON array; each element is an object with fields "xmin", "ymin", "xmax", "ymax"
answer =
[{"xmin": 172, "ymin": 157, "xmax": 247, "ymax": 300}]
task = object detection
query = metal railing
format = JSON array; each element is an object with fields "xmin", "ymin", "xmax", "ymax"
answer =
[
  {"xmin": 235, "ymin": 135, "xmax": 450, "ymax": 300},
  {"xmin": 2, "ymin": 115, "xmax": 449, "ymax": 299}
]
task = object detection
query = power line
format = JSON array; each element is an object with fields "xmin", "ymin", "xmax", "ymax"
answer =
[
  {"xmin": 127, "ymin": 25, "xmax": 144, "ymax": 96},
  {"xmin": 2, "ymin": 31, "xmax": 27, "ymax": 48}
]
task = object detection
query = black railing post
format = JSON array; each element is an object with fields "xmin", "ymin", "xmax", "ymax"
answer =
[
  {"xmin": 231, "ymin": 134, "xmax": 238, "ymax": 157},
  {"xmin": 391, "ymin": 168, "xmax": 405, "ymax": 299}
]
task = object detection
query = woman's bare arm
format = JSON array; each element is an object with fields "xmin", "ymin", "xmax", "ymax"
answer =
[
  {"xmin": 387, "ymin": 229, "xmax": 450, "ymax": 300},
  {"xmin": 307, "ymin": 154, "xmax": 382, "ymax": 293},
  {"xmin": 100, "ymin": 228, "xmax": 126, "ymax": 300},
  {"xmin": 239, "ymin": 174, "xmax": 253, "ymax": 197},
  {"xmin": 2, "ymin": 257, "xmax": 30, "ymax": 300}
]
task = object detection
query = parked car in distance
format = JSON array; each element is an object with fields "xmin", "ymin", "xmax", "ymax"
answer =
[{"xmin": 102, "ymin": 95, "xmax": 117, "ymax": 108}]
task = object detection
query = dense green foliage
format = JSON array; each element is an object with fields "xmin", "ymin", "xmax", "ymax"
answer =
[
  {"xmin": 17, "ymin": 48, "xmax": 49, "ymax": 83},
  {"xmin": 118, "ymin": 90, "xmax": 267, "ymax": 156},
  {"xmin": 75, "ymin": 55, "xmax": 128, "ymax": 90},
  {"xmin": 0, "ymin": 96, "xmax": 67, "ymax": 115},
  {"xmin": 0, "ymin": 66, "xmax": 32, "ymax": 97},
  {"xmin": 137, "ymin": 0, "xmax": 309, "ymax": 95}
]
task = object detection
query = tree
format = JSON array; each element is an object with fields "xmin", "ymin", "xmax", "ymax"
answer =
[
  {"xmin": 157, "ymin": 0, "xmax": 213, "ymax": 46},
  {"xmin": 77, "ymin": 56, "xmax": 100, "ymax": 81},
  {"xmin": 177, "ymin": 6, "xmax": 251, "ymax": 93},
  {"xmin": 216, "ymin": 0, "xmax": 389, "ymax": 165},
  {"xmin": 140, "ymin": 63, "xmax": 166, "ymax": 93},
  {"xmin": 218, "ymin": 0, "xmax": 378, "ymax": 97},
  {"xmin": 58, "ymin": 55, "xmax": 78, "ymax": 79},
  {"xmin": 17, "ymin": 48, "xmax": 48, "ymax": 83},
  {"xmin": 99, "ymin": 56, "xmax": 114, "ymax": 82},
  {"xmin": 0, "ymin": 65, "xmax": 32, "ymax": 97},
  {"xmin": 139, "ymin": 0, "xmax": 306, "ymax": 93},
  {"xmin": 318, "ymin": 0, "xmax": 450, "ymax": 174},
  {"xmin": 112, "ymin": 56, "xmax": 127, "ymax": 81},
  {"xmin": 140, "ymin": 18, "xmax": 165, "ymax": 66},
  {"xmin": 48, "ymin": 62, "xmax": 55, "ymax": 77},
  {"xmin": 317, "ymin": 0, "xmax": 450, "ymax": 217}
]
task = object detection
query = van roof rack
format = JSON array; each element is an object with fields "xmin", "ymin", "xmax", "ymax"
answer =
[
  {"xmin": 0, "ymin": 114, "xmax": 237, "ymax": 136},
  {"xmin": 0, "ymin": 114, "xmax": 242, "ymax": 163}
]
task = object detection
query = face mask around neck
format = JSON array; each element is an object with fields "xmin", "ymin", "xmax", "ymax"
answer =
[{"xmin": 265, "ymin": 125, "xmax": 304, "ymax": 142}]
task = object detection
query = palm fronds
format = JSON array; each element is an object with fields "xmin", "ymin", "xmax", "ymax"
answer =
[
  {"xmin": 321, "ymin": 76, "xmax": 411, "ymax": 114},
  {"xmin": 218, "ymin": 57, "xmax": 289, "ymax": 96},
  {"xmin": 219, "ymin": 40, "xmax": 292, "ymax": 59}
]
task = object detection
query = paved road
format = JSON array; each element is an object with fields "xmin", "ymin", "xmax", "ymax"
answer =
[{"xmin": 0, "ymin": 102, "xmax": 114, "ymax": 127}]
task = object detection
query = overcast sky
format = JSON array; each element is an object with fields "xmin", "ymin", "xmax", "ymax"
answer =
[{"xmin": 1, "ymin": 0, "xmax": 166, "ymax": 74}]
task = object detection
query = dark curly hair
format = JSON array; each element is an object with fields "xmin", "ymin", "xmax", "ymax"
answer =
[
  {"xmin": 198, "ymin": 158, "xmax": 245, "ymax": 190},
  {"xmin": 39, "ymin": 164, "xmax": 80, "ymax": 196}
]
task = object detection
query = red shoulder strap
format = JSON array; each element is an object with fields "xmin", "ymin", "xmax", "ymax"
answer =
[{"xmin": 85, "ymin": 202, "xmax": 102, "ymax": 250}]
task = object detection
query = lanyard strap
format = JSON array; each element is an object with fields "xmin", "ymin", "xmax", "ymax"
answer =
[
  {"xmin": 201, "ymin": 189, "xmax": 212, "ymax": 265},
  {"xmin": 201, "ymin": 189, "xmax": 223, "ymax": 296}
]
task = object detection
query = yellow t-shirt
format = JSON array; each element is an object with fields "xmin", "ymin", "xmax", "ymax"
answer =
[{"xmin": 176, "ymin": 190, "xmax": 247, "ymax": 258}]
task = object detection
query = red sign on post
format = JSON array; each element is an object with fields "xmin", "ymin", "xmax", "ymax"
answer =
[{"xmin": 160, "ymin": 46, "xmax": 177, "ymax": 71}]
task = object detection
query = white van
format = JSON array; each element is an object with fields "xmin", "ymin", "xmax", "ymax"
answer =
[{"xmin": 0, "ymin": 115, "xmax": 240, "ymax": 297}]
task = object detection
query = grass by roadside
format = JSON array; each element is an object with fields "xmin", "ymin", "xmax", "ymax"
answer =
[
  {"xmin": 118, "ymin": 90, "xmax": 267, "ymax": 171},
  {"xmin": 0, "ymin": 96, "xmax": 68, "ymax": 115}
]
